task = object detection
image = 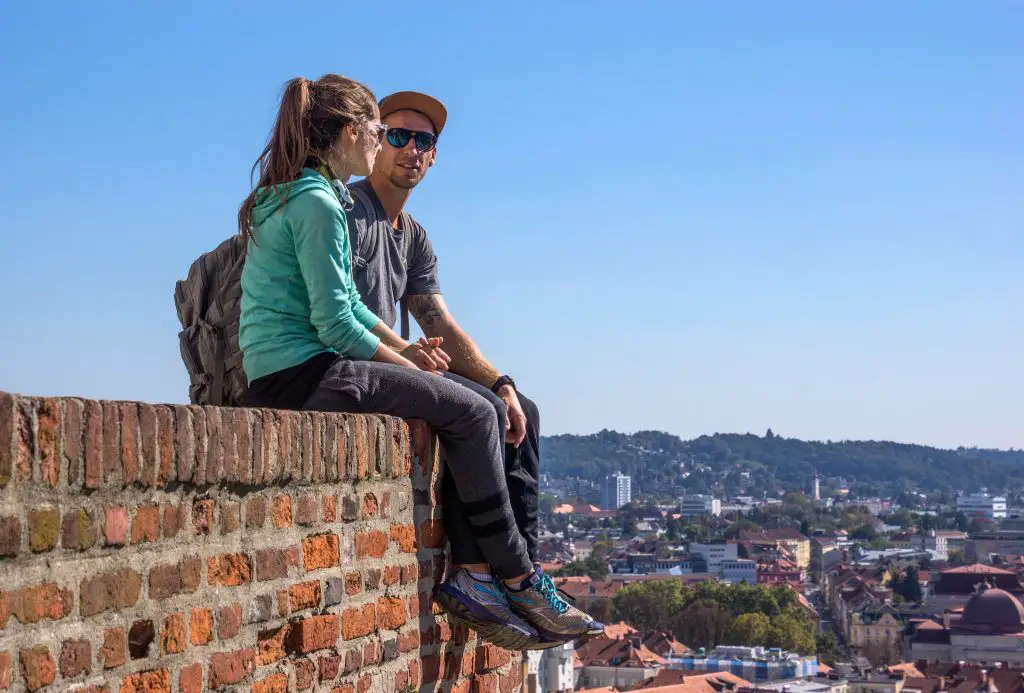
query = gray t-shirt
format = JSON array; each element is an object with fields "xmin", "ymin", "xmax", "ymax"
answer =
[{"xmin": 346, "ymin": 179, "xmax": 441, "ymax": 330}]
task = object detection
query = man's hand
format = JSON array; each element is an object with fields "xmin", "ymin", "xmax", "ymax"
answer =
[
  {"xmin": 400, "ymin": 337, "xmax": 451, "ymax": 375},
  {"xmin": 498, "ymin": 384, "xmax": 527, "ymax": 448}
]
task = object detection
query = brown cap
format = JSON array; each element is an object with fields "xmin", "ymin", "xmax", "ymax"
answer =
[{"xmin": 378, "ymin": 91, "xmax": 448, "ymax": 136}]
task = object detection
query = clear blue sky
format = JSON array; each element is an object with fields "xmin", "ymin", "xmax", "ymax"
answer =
[{"xmin": 1, "ymin": 2, "xmax": 1020, "ymax": 449}]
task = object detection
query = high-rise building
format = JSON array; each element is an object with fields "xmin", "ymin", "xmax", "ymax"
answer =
[
  {"xmin": 813, "ymin": 473, "xmax": 821, "ymax": 501},
  {"xmin": 601, "ymin": 473, "xmax": 631, "ymax": 510}
]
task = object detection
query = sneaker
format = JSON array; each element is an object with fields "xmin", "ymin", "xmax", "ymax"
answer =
[
  {"xmin": 503, "ymin": 567, "xmax": 605, "ymax": 640},
  {"xmin": 433, "ymin": 568, "xmax": 538, "ymax": 650}
]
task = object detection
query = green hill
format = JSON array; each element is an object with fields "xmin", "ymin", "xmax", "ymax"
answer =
[{"xmin": 541, "ymin": 429, "xmax": 1022, "ymax": 500}]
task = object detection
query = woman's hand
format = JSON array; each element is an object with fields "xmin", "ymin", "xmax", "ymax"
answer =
[{"xmin": 400, "ymin": 337, "xmax": 451, "ymax": 375}]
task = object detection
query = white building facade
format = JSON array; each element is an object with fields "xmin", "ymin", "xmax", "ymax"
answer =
[
  {"xmin": 602, "ymin": 473, "xmax": 632, "ymax": 510},
  {"xmin": 956, "ymin": 493, "xmax": 1008, "ymax": 520},
  {"xmin": 680, "ymin": 494, "xmax": 722, "ymax": 518}
]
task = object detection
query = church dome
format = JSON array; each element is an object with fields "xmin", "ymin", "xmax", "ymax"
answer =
[{"xmin": 960, "ymin": 584, "xmax": 1024, "ymax": 633}]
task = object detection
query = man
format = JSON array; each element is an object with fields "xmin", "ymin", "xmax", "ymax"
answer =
[{"xmin": 346, "ymin": 91, "xmax": 600, "ymax": 644}]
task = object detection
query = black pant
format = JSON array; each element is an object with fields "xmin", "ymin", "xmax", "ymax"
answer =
[{"xmin": 442, "ymin": 373, "xmax": 540, "ymax": 566}]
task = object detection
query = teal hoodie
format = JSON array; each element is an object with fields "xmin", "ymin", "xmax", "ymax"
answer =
[{"xmin": 239, "ymin": 168, "xmax": 382, "ymax": 383}]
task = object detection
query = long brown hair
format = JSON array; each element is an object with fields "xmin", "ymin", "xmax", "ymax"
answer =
[{"xmin": 238, "ymin": 74, "xmax": 378, "ymax": 239}]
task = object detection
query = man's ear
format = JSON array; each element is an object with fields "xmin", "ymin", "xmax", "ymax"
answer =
[{"xmin": 427, "ymin": 146, "xmax": 438, "ymax": 168}]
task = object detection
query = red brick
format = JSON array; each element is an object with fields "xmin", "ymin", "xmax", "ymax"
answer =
[
  {"xmin": 162, "ymin": 503, "xmax": 185, "ymax": 538},
  {"xmin": 37, "ymin": 399, "xmax": 60, "ymax": 487},
  {"xmin": 100, "ymin": 401, "xmax": 118, "ymax": 482},
  {"xmin": 476, "ymin": 643, "xmax": 512, "ymax": 671},
  {"xmin": 128, "ymin": 619, "xmax": 155, "ymax": 659},
  {"xmin": 341, "ymin": 603, "xmax": 376, "ymax": 640},
  {"xmin": 218, "ymin": 604, "xmax": 242, "ymax": 640},
  {"xmin": 345, "ymin": 571, "xmax": 362, "ymax": 596},
  {"xmin": 139, "ymin": 404, "xmax": 158, "ymax": 486},
  {"xmin": 119, "ymin": 403, "xmax": 140, "ymax": 485},
  {"xmin": 27, "ymin": 508, "xmax": 58, "ymax": 553},
  {"xmin": 472, "ymin": 672, "xmax": 499, "ymax": 693},
  {"xmin": 271, "ymin": 494, "xmax": 292, "ymax": 528},
  {"xmin": 191, "ymin": 608, "xmax": 213, "ymax": 645},
  {"xmin": 319, "ymin": 653, "xmax": 341, "ymax": 682},
  {"xmin": 209, "ymin": 648, "xmax": 254, "ymax": 688},
  {"xmin": 180, "ymin": 663, "xmax": 203, "ymax": 693},
  {"xmin": 303, "ymin": 533, "xmax": 339, "ymax": 571},
  {"xmin": 355, "ymin": 530, "xmax": 388, "ymax": 559},
  {"xmin": 190, "ymin": 406, "xmax": 208, "ymax": 485},
  {"xmin": 364, "ymin": 568, "xmax": 382, "ymax": 590},
  {"xmin": 352, "ymin": 417, "xmax": 368, "ymax": 479},
  {"xmin": 0, "ymin": 651, "xmax": 10, "ymax": 690},
  {"xmin": 193, "ymin": 498, "xmax": 214, "ymax": 536},
  {"xmin": 208, "ymin": 553, "xmax": 252, "ymax": 586},
  {"xmin": 286, "ymin": 614, "xmax": 339, "ymax": 654},
  {"xmin": 103, "ymin": 506, "xmax": 129, "ymax": 546},
  {"xmin": 84, "ymin": 400, "xmax": 103, "ymax": 488},
  {"xmin": 60, "ymin": 508, "xmax": 96, "ymax": 551},
  {"xmin": 410, "ymin": 593, "xmax": 423, "ymax": 618},
  {"xmin": 0, "ymin": 516, "xmax": 18, "ymax": 557},
  {"xmin": 499, "ymin": 667, "xmax": 523, "ymax": 693},
  {"xmin": 334, "ymin": 686, "xmax": 356, "ymax": 693},
  {"xmin": 358, "ymin": 673, "xmax": 373, "ymax": 693},
  {"xmin": 419, "ymin": 519, "xmax": 445, "ymax": 548},
  {"xmin": 361, "ymin": 492, "xmax": 378, "ymax": 518},
  {"xmin": 399, "ymin": 629, "xmax": 420, "ymax": 653},
  {"xmin": 6, "ymin": 582, "xmax": 71, "ymax": 625},
  {"xmin": 387, "ymin": 524, "xmax": 415, "ymax": 552},
  {"xmin": 290, "ymin": 581, "xmax": 321, "ymax": 612},
  {"xmin": 122, "ymin": 669, "xmax": 171, "ymax": 693},
  {"xmin": 220, "ymin": 501, "xmax": 240, "ymax": 535},
  {"xmin": 156, "ymin": 405, "xmax": 175, "ymax": 485},
  {"xmin": 396, "ymin": 669, "xmax": 409, "ymax": 692},
  {"xmin": 343, "ymin": 649, "xmax": 362, "ymax": 674},
  {"xmin": 232, "ymin": 409, "xmax": 252, "ymax": 484},
  {"xmin": 254, "ymin": 546, "xmax": 299, "ymax": 581},
  {"xmin": 401, "ymin": 563, "xmax": 417, "ymax": 585},
  {"xmin": 220, "ymin": 411, "xmax": 238, "ymax": 483},
  {"xmin": 322, "ymin": 495, "xmax": 338, "ymax": 524},
  {"xmin": 202, "ymin": 407, "xmax": 221, "ymax": 479},
  {"xmin": 260, "ymin": 410, "xmax": 278, "ymax": 483},
  {"xmin": 149, "ymin": 559, "xmax": 201, "ymax": 600},
  {"xmin": 61, "ymin": 398, "xmax": 84, "ymax": 487},
  {"xmin": 409, "ymin": 659, "xmax": 421, "ymax": 688},
  {"xmin": 296, "ymin": 493, "xmax": 317, "ymax": 526},
  {"xmin": 58, "ymin": 639, "xmax": 90, "ymax": 678},
  {"xmin": 312, "ymin": 413, "xmax": 325, "ymax": 481},
  {"xmin": 421, "ymin": 654, "xmax": 443, "ymax": 684},
  {"xmin": 161, "ymin": 613, "xmax": 187, "ymax": 655},
  {"xmin": 256, "ymin": 625, "xmax": 290, "ymax": 665},
  {"xmin": 362, "ymin": 640, "xmax": 380, "ymax": 665},
  {"xmin": 99, "ymin": 628, "xmax": 125, "ymax": 669},
  {"xmin": 295, "ymin": 658, "xmax": 315, "ymax": 690},
  {"xmin": 247, "ymin": 496, "xmax": 267, "ymax": 528},
  {"xmin": 383, "ymin": 565, "xmax": 401, "ymax": 586},
  {"xmin": 131, "ymin": 504, "xmax": 160, "ymax": 544},
  {"xmin": 19, "ymin": 646, "xmax": 55, "ymax": 691},
  {"xmin": 253, "ymin": 672, "xmax": 289, "ymax": 693},
  {"xmin": 378, "ymin": 596, "xmax": 407, "ymax": 630}
]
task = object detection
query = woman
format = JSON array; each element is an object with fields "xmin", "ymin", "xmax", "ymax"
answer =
[{"xmin": 237, "ymin": 74, "xmax": 601, "ymax": 649}]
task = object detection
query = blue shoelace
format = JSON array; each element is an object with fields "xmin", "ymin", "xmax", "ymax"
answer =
[{"xmin": 537, "ymin": 574, "xmax": 570, "ymax": 614}]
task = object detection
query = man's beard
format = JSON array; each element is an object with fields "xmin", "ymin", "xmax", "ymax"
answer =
[{"xmin": 387, "ymin": 171, "xmax": 421, "ymax": 191}]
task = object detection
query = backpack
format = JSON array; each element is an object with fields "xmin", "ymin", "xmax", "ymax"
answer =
[{"xmin": 174, "ymin": 235, "xmax": 248, "ymax": 407}]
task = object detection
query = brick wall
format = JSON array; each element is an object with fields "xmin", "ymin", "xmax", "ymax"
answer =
[{"xmin": 0, "ymin": 392, "xmax": 524, "ymax": 692}]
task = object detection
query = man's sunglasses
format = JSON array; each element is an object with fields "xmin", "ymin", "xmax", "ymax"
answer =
[{"xmin": 386, "ymin": 128, "xmax": 438, "ymax": 153}]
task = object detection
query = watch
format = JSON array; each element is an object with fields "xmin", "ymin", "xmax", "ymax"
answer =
[{"xmin": 491, "ymin": 375, "xmax": 516, "ymax": 394}]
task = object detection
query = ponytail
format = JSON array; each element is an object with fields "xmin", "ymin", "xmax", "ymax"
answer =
[{"xmin": 238, "ymin": 74, "xmax": 379, "ymax": 240}]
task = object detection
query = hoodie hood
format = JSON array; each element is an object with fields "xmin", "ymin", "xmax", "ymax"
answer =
[{"xmin": 251, "ymin": 168, "xmax": 351, "ymax": 226}]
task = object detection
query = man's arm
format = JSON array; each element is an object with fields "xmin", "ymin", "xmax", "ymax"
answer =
[
  {"xmin": 407, "ymin": 293, "xmax": 499, "ymax": 387},
  {"xmin": 408, "ymin": 292, "xmax": 527, "ymax": 447}
]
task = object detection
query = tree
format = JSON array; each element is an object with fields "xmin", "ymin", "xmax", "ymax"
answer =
[
  {"xmin": 724, "ymin": 613, "xmax": 772, "ymax": 646},
  {"xmin": 675, "ymin": 599, "xmax": 732, "ymax": 649},
  {"xmin": 539, "ymin": 493, "xmax": 557, "ymax": 516},
  {"xmin": 769, "ymin": 613, "xmax": 816, "ymax": 654},
  {"xmin": 893, "ymin": 567, "xmax": 923, "ymax": 603},
  {"xmin": 613, "ymin": 581, "xmax": 686, "ymax": 633},
  {"xmin": 851, "ymin": 523, "xmax": 878, "ymax": 541},
  {"xmin": 815, "ymin": 632, "xmax": 844, "ymax": 665}
]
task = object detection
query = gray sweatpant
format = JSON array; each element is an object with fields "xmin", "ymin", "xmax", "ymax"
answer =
[{"xmin": 302, "ymin": 357, "xmax": 533, "ymax": 579}]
